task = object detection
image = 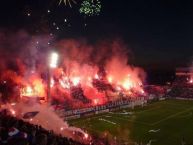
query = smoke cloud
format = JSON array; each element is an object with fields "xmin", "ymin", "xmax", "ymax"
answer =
[{"xmin": 0, "ymin": 29, "xmax": 146, "ymax": 144}]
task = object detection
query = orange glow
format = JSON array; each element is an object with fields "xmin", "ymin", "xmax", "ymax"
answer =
[
  {"xmin": 93, "ymin": 98, "xmax": 99, "ymax": 105},
  {"xmin": 122, "ymin": 80, "xmax": 133, "ymax": 90},
  {"xmin": 94, "ymin": 74, "xmax": 99, "ymax": 79},
  {"xmin": 84, "ymin": 133, "xmax": 88, "ymax": 139},
  {"xmin": 10, "ymin": 109, "xmax": 16, "ymax": 116},
  {"xmin": 0, "ymin": 40, "xmax": 146, "ymax": 109},
  {"xmin": 21, "ymin": 86, "xmax": 34, "ymax": 97},
  {"xmin": 107, "ymin": 76, "xmax": 113, "ymax": 83},
  {"xmin": 59, "ymin": 78, "xmax": 70, "ymax": 89},
  {"xmin": 116, "ymin": 86, "xmax": 122, "ymax": 91},
  {"xmin": 20, "ymin": 75, "xmax": 46, "ymax": 99},
  {"xmin": 190, "ymin": 78, "xmax": 193, "ymax": 83},
  {"xmin": 60, "ymin": 127, "xmax": 64, "ymax": 131},
  {"xmin": 50, "ymin": 78, "xmax": 54, "ymax": 88},
  {"xmin": 71, "ymin": 77, "xmax": 80, "ymax": 86}
]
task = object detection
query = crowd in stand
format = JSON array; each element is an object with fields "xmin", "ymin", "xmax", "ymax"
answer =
[
  {"xmin": 55, "ymin": 97, "xmax": 144, "ymax": 119},
  {"xmin": 0, "ymin": 111, "xmax": 86, "ymax": 145},
  {"xmin": 166, "ymin": 75, "xmax": 193, "ymax": 99},
  {"xmin": 70, "ymin": 86, "xmax": 90, "ymax": 104},
  {"xmin": 167, "ymin": 87, "xmax": 193, "ymax": 99},
  {"xmin": 172, "ymin": 76, "xmax": 188, "ymax": 86},
  {"xmin": 172, "ymin": 76, "xmax": 193, "ymax": 87}
]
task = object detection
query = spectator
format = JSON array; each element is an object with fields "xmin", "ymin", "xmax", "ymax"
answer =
[
  {"xmin": 0, "ymin": 113, "xmax": 88, "ymax": 145},
  {"xmin": 36, "ymin": 133, "xmax": 47, "ymax": 145}
]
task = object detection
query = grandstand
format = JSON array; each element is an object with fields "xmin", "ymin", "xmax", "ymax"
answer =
[
  {"xmin": 0, "ymin": 112, "xmax": 85, "ymax": 145},
  {"xmin": 1, "ymin": 67, "xmax": 193, "ymax": 145},
  {"xmin": 166, "ymin": 67, "xmax": 193, "ymax": 100},
  {"xmin": 174, "ymin": 67, "xmax": 193, "ymax": 86}
]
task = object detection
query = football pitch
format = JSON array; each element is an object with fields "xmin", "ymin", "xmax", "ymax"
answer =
[{"xmin": 69, "ymin": 100, "xmax": 193, "ymax": 145}]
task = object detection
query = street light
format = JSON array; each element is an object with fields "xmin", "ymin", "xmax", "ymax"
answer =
[{"xmin": 47, "ymin": 52, "xmax": 59, "ymax": 103}]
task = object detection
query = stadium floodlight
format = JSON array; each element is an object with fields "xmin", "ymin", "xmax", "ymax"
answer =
[
  {"xmin": 47, "ymin": 52, "xmax": 59, "ymax": 103},
  {"xmin": 49, "ymin": 52, "xmax": 59, "ymax": 68}
]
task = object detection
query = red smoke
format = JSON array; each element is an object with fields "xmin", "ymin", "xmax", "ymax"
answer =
[
  {"xmin": 0, "ymin": 31, "xmax": 146, "ymax": 106},
  {"xmin": 20, "ymin": 74, "xmax": 46, "ymax": 98}
]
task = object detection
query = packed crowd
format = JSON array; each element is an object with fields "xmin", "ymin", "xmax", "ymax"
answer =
[
  {"xmin": 172, "ymin": 76, "xmax": 188, "ymax": 86},
  {"xmin": 70, "ymin": 86, "xmax": 91, "ymax": 104},
  {"xmin": 172, "ymin": 76, "xmax": 193, "ymax": 87},
  {"xmin": 0, "ymin": 111, "xmax": 85, "ymax": 145},
  {"xmin": 165, "ymin": 75, "xmax": 193, "ymax": 99},
  {"xmin": 55, "ymin": 97, "xmax": 144, "ymax": 120},
  {"xmin": 167, "ymin": 87, "xmax": 193, "ymax": 99}
]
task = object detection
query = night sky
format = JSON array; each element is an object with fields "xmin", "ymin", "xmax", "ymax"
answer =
[{"xmin": 0, "ymin": 0, "xmax": 193, "ymax": 70}]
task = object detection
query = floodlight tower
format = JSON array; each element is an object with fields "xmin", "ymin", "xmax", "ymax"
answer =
[
  {"xmin": 50, "ymin": 52, "xmax": 59, "ymax": 68},
  {"xmin": 47, "ymin": 52, "xmax": 59, "ymax": 103}
]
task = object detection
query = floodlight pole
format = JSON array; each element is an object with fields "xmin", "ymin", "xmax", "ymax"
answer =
[
  {"xmin": 47, "ymin": 52, "xmax": 59, "ymax": 104},
  {"xmin": 47, "ymin": 67, "xmax": 51, "ymax": 103}
]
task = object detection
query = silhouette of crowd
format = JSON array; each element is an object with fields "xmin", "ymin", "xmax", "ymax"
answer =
[{"xmin": 0, "ymin": 111, "xmax": 85, "ymax": 145}]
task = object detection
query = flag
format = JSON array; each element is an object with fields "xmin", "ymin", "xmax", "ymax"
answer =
[{"xmin": 23, "ymin": 111, "xmax": 39, "ymax": 119}]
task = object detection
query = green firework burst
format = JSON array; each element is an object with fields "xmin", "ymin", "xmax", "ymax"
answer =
[{"xmin": 79, "ymin": 0, "xmax": 101, "ymax": 16}]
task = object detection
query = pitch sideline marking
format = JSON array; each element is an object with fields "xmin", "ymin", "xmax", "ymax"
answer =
[
  {"xmin": 135, "ymin": 106, "xmax": 161, "ymax": 114},
  {"xmin": 70, "ymin": 114, "xmax": 106, "ymax": 125},
  {"xmin": 110, "ymin": 115, "xmax": 151, "ymax": 126},
  {"xmin": 151, "ymin": 107, "xmax": 193, "ymax": 126},
  {"xmin": 162, "ymin": 101, "xmax": 193, "ymax": 108}
]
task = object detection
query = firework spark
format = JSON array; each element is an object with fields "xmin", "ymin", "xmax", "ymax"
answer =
[
  {"xmin": 80, "ymin": 0, "xmax": 101, "ymax": 16},
  {"xmin": 58, "ymin": 0, "xmax": 77, "ymax": 7}
]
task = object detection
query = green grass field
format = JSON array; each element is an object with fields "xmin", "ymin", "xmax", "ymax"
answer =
[{"xmin": 69, "ymin": 100, "xmax": 193, "ymax": 145}]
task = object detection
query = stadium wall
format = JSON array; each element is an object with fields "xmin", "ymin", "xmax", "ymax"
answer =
[{"xmin": 62, "ymin": 99, "xmax": 146, "ymax": 120}]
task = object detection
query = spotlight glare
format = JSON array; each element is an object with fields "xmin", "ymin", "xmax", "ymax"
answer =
[{"xmin": 49, "ymin": 52, "xmax": 59, "ymax": 68}]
